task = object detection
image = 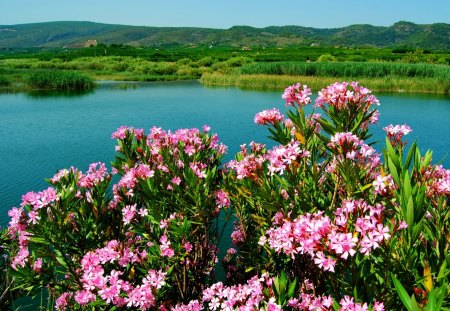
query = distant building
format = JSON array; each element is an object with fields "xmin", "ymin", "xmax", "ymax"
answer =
[{"xmin": 84, "ymin": 40, "xmax": 98, "ymax": 47}]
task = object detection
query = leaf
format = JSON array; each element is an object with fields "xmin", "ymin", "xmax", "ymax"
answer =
[
  {"xmin": 425, "ymin": 289, "xmax": 436, "ymax": 311},
  {"xmin": 294, "ymin": 132, "xmax": 306, "ymax": 145},
  {"xmin": 423, "ymin": 260, "xmax": 433, "ymax": 291},
  {"xmin": 54, "ymin": 248, "xmax": 69, "ymax": 270},
  {"xmin": 28, "ymin": 237, "xmax": 50, "ymax": 245},
  {"xmin": 406, "ymin": 196, "xmax": 415, "ymax": 231},
  {"xmin": 385, "ymin": 137, "xmax": 401, "ymax": 169},
  {"xmin": 392, "ymin": 274, "xmax": 412, "ymax": 311},
  {"xmin": 404, "ymin": 142, "xmax": 417, "ymax": 169},
  {"xmin": 388, "ymin": 157, "xmax": 400, "ymax": 184}
]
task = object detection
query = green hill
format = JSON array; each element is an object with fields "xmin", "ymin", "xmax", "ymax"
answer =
[{"xmin": 0, "ymin": 21, "xmax": 449, "ymax": 50}]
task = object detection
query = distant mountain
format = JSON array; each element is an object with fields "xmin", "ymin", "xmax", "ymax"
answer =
[{"xmin": 0, "ymin": 21, "xmax": 449, "ymax": 50}]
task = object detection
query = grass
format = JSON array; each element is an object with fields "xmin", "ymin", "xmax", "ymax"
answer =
[
  {"xmin": 201, "ymin": 73, "xmax": 450, "ymax": 94},
  {"xmin": 26, "ymin": 70, "xmax": 95, "ymax": 91},
  {"xmin": 240, "ymin": 61, "xmax": 450, "ymax": 80},
  {"xmin": 0, "ymin": 54, "xmax": 449, "ymax": 94}
]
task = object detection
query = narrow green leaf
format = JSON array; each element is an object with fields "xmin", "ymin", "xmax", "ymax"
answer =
[
  {"xmin": 392, "ymin": 274, "xmax": 412, "ymax": 311},
  {"xmin": 404, "ymin": 142, "xmax": 417, "ymax": 169},
  {"xmin": 425, "ymin": 289, "xmax": 436, "ymax": 311},
  {"xmin": 406, "ymin": 196, "xmax": 415, "ymax": 231}
]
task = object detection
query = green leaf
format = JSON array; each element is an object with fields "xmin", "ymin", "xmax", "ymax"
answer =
[
  {"xmin": 425, "ymin": 289, "xmax": 436, "ymax": 311},
  {"xmin": 406, "ymin": 196, "xmax": 415, "ymax": 231},
  {"xmin": 404, "ymin": 142, "xmax": 417, "ymax": 169},
  {"xmin": 385, "ymin": 137, "xmax": 401, "ymax": 169},
  {"xmin": 388, "ymin": 157, "xmax": 400, "ymax": 184},
  {"xmin": 53, "ymin": 248, "xmax": 68, "ymax": 269},
  {"xmin": 28, "ymin": 237, "xmax": 50, "ymax": 245},
  {"xmin": 392, "ymin": 274, "xmax": 412, "ymax": 311}
]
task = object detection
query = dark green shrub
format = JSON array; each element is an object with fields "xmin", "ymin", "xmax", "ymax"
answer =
[
  {"xmin": 26, "ymin": 70, "xmax": 95, "ymax": 91},
  {"xmin": 0, "ymin": 75, "xmax": 11, "ymax": 87}
]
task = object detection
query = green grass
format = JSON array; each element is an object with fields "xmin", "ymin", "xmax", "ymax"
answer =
[
  {"xmin": 240, "ymin": 61, "xmax": 450, "ymax": 80},
  {"xmin": 1, "ymin": 52, "xmax": 449, "ymax": 94},
  {"xmin": 201, "ymin": 73, "xmax": 450, "ymax": 94},
  {"xmin": 26, "ymin": 70, "xmax": 95, "ymax": 91},
  {"xmin": 0, "ymin": 75, "xmax": 11, "ymax": 87}
]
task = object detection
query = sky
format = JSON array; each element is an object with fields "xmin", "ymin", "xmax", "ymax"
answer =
[{"xmin": 1, "ymin": 0, "xmax": 449, "ymax": 29}]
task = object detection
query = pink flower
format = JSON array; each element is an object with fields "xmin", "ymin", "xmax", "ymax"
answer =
[
  {"xmin": 55, "ymin": 292, "xmax": 72, "ymax": 311},
  {"xmin": 183, "ymin": 241, "xmax": 193, "ymax": 252},
  {"xmin": 74, "ymin": 290, "xmax": 96, "ymax": 305},
  {"xmin": 215, "ymin": 190, "xmax": 230, "ymax": 209},
  {"xmin": 32, "ymin": 258, "xmax": 43, "ymax": 273},
  {"xmin": 122, "ymin": 204, "xmax": 137, "ymax": 225},
  {"xmin": 171, "ymin": 176, "xmax": 182, "ymax": 185},
  {"xmin": 282, "ymin": 83, "xmax": 312, "ymax": 107},
  {"xmin": 159, "ymin": 234, "xmax": 175, "ymax": 258},
  {"xmin": 254, "ymin": 108, "xmax": 284, "ymax": 125}
]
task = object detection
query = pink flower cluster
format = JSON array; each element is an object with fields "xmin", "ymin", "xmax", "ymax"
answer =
[
  {"xmin": 261, "ymin": 199, "xmax": 397, "ymax": 272},
  {"xmin": 254, "ymin": 108, "xmax": 284, "ymax": 125},
  {"xmin": 55, "ymin": 239, "xmax": 165, "ymax": 310},
  {"xmin": 8, "ymin": 187, "xmax": 59, "ymax": 269},
  {"xmin": 383, "ymin": 124, "xmax": 412, "ymax": 146},
  {"xmin": 144, "ymin": 126, "xmax": 227, "ymax": 158},
  {"xmin": 111, "ymin": 125, "xmax": 144, "ymax": 140},
  {"xmin": 226, "ymin": 153, "xmax": 265, "ymax": 180},
  {"xmin": 227, "ymin": 141, "xmax": 310, "ymax": 179},
  {"xmin": 173, "ymin": 274, "xmax": 384, "ymax": 311},
  {"xmin": 267, "ymin": 141, "xmax": 310, "ymax": 176},
  {"xmin": 77, "ymin": 162, "xmax": 109, "ymax": 188},
  {"xmin": 423, "ymin": 164, "xmax": 450, "ymax": 198},
  {"xmin": 21, "ymin": 187, "xmax": 57, "ymax": 211},
  {"xmin": 282, "ymin": 83, "xmax": 312, "ymax": 107},
  {"xmin": 372, "ymin": 174, "xmax": 395, "ymax": 196},
  {"xmin": 315, "ymin": 82, "xmax": 379, "ymax": 111},
  {"xmin": 215, "ymin": 189, "xmax": 231, "ymax": 209},
  {"xmin": 327, "ymin": 132, "xmax": 381, "ymax": 175},
  {"xmin": 112, "ymin": 126, "xmax": 227, "ymax": 202}
]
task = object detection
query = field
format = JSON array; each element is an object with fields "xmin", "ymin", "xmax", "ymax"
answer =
[{"xmin": 0, "ymin": 45, "xmax": 449, "ymax": 93}]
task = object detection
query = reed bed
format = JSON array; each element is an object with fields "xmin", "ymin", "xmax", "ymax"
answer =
[
  {"xmin": 240, "ymin": 61, "xmax": 450, "ymax": 80},
  {"xmin": 201, "ymin": 73, "xmax": 450, "ymax": 94},
  {"xmin": 26, "ymin": 70, "xmax": 95, "ymax": 91}
]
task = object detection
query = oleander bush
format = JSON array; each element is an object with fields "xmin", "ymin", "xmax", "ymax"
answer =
[{"xmin": 2, "ymin": 81, "xmax": 450, "ymax": 310}]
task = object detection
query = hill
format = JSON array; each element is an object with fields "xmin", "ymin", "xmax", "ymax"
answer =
[{"xmin": 0, "ymin": 21, "xmax": 449, "ymax": 50}]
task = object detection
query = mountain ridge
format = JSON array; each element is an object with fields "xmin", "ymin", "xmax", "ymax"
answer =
[{"xmin": 0, "ymin": 21, "xmax": 449, "ymax": 50}]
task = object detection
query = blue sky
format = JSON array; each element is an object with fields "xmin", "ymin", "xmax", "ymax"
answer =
[{"xmin": 1, "ymin": 0, "xmax": 449, "ymax": 28}]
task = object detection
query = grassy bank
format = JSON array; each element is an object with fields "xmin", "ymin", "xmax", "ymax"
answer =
[
  {"xmin": 201, "ymin": 73, "xmax": 450, "ymax": 94},
  {"xmin": 1, "ymin": 56, "xmax": 449, "ymax": 94},
  {"xmin": 240, "ymin": 61, "xmax": 450, "ymax": 80}
]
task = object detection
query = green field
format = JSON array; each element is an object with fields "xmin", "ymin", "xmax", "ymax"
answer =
[{"xmin": 1, "ymin": 45, "xmax": 449, "ymax": 94}]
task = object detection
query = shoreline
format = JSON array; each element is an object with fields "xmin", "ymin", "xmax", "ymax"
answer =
[{"xmin": 1, "ymin": 73, "xmax": 449, "ymax": 95}]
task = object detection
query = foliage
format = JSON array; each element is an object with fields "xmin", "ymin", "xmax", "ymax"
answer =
[
  {"xmin": 0, "ymin": 75, "xmax": 11, "ymax": 87},
  {"xmin": 2, "ymin": 81, "xmax": 450, "ymax": 310},
  {"xmin": 25, "ymin": 70, "xmax": 95, "ymax": 91},
  {"xmin": 1, "ymin": 21, "xmax": 450, "ymax": 50},
  {"xmin": 240, "ymin": 61, "xmax": 450, "ymax": 80}
]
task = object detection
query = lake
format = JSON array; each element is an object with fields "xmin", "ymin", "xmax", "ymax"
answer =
[{"xmin": 0, "ymin": 81, "xmax": 449, "ymax": 227}]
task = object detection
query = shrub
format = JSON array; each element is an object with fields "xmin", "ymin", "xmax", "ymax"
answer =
[
  {"xmin": 3, "ymin": 82, "xmax": 450, "ymax": 310},
  {"xmin": 26, "ymin": 70, "xmax": 95, "ymax": 91},
  {"xmin": 0, "ymin": 75, "xmax": 11, "ymax": 87},
  {"xmin": 317, "ymin": 54, "xmax": 337, "ymax": 62}
]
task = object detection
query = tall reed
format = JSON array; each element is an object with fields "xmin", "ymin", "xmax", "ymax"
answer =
[
  {"xmin": 240, "ymin": 61, "xmax": 450, "ymax": 80},
  {"xmin": 26, "ymin": 70, "xmax": 95, "ymax": 91},
  {"xmin": 201, "ymin": 73, "xmax": 450, "ymax": 94}
]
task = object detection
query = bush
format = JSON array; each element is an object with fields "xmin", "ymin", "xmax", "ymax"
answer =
[
  {"xmin": 26, "ymin": 70, "xmax": 95, "ymax": 91},
  {"xmin": 317, "ymin": 54, "xmax": 337, "ymax": 62},
  {"xmin": 0, "ymin": 75, "xmax": 11, "ymax": 87},
  {"xmin": 3, "ymin": 82, "xmax": 450, "ymax": 310}
]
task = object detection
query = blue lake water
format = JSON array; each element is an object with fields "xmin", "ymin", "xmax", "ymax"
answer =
[{"xmin": 0, "ymin": 81, "xmax": 449, "ymax": 227}]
